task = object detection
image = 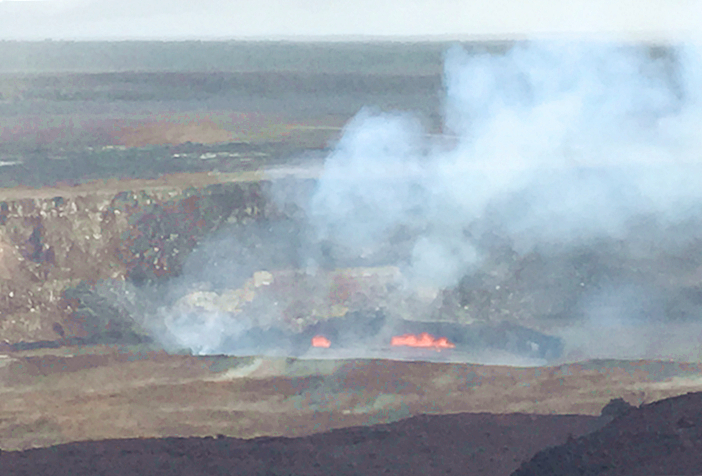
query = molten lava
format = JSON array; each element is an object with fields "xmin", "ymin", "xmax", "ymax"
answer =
[
  {"xmin": 391, "ymin": 333, "xmax": 455, "ymax": 351},
  {"xmin": 311, "ymin": 335, "xmax": 331, "ymax": 348}
]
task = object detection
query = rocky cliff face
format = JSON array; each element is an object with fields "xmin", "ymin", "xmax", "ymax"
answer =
[
  {"xmin": 0, "ymin": 178, "xmax": 273, "ymax": 345},
  {"xmin": 12, "ymin": 169, "xmax": 702, "ymax": 362}
]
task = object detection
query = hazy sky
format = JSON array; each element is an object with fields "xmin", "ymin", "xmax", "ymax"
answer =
[{"xmin": 0, "ymin": 0, "xmax": 700, "ymax": 41}]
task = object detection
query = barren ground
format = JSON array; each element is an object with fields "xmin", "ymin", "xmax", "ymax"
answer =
[
  {"xmin": 0, "ymin": 412, "xmax": 607, "ymax": 476},
  {"xmin": 2, "ymin": 346, "xmax": 702, "ymax": 451}
]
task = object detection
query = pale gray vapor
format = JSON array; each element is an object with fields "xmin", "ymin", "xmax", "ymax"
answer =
[
  {"xmin": 309, "ymin": 42, "xmax": 702, "ymax": 287},
  {"xmin": 158, "ymin": 42, "xmax": 702, "ymax": 363}
]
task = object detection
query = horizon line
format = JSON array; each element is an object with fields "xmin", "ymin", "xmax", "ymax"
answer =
[{"xmin": 0, "ymin": 31, "xmax": 694, "ymax": 44}]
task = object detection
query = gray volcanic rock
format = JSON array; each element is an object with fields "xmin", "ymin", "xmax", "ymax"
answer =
[{"xmin": 512, "ymin": 392, "xmax": 702, "ymax": 476}]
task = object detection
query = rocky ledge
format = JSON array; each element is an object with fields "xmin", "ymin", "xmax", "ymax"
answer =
[{"xmin": 0, "ymin": 173, "xmax": 275, "ymax": 345}]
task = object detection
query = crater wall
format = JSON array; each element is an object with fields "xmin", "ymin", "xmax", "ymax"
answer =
[{"xmin": 0, "ymin": 177, "xmax": 275, "ymax": 345}]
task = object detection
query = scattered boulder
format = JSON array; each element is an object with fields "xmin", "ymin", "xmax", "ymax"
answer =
[{"xmin": 600, "ymin": 397, "xmax": 635, "ymax": 419}]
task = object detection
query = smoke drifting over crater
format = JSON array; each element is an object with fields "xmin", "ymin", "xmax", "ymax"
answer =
[
  {"xmin": 159, "ymin": 41, "xmax": 702, "ymax": 363},
  {"xmin": 309, "ymin": 42, "xmax": 702, "ymax": 282}
]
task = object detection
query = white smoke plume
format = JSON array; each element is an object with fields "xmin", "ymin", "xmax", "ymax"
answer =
[
  {"xmin": 159, "ymin": 40, "xmax": 702, "ymax": 362},
  {"xmin": 307, "ymin": 41, "xmax": 702, "ymax": 288}
]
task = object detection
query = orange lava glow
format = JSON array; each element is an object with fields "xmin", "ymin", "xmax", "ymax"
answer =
[
  {"xmin": 311, "ymin": 335, "xmax": 331, "ymax": 348},
  {"xmin": 391, "ymin": 333, "xmax": 456, "ymax": 351}
]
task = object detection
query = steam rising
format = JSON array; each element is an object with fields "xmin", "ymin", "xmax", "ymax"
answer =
[
  {"xmin": 309, "ymin": 42, "xmax": 702, "ymax": 283},
  {"xmin": 160, "ymin": 41, "xmax": 702, "ymax": 363}
]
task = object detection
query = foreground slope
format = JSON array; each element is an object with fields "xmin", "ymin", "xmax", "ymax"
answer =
[
  {"xmin": 0, "ymin": 412, "xmax": 606, "ymax": 476},
  {"xmin": 6, "ymin": 391, "xmax": 702, "ymax": 476},
  {"xmin": 513, "ymin": 391, "xmax": 702, "ymax": 476}
]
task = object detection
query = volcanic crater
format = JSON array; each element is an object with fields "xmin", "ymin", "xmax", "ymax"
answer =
[{"xmin": 3, "ymin": 40, "xmax": 702, "ymax": 476}]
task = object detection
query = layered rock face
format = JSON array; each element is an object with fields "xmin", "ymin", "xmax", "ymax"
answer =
[
  {"xmin": 0, "ymin": 175, "xmax": 567, "ymax": 361},
  {"xmin": 0, "ymin": 179, "xmax": 271, "ymax": 345}
]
